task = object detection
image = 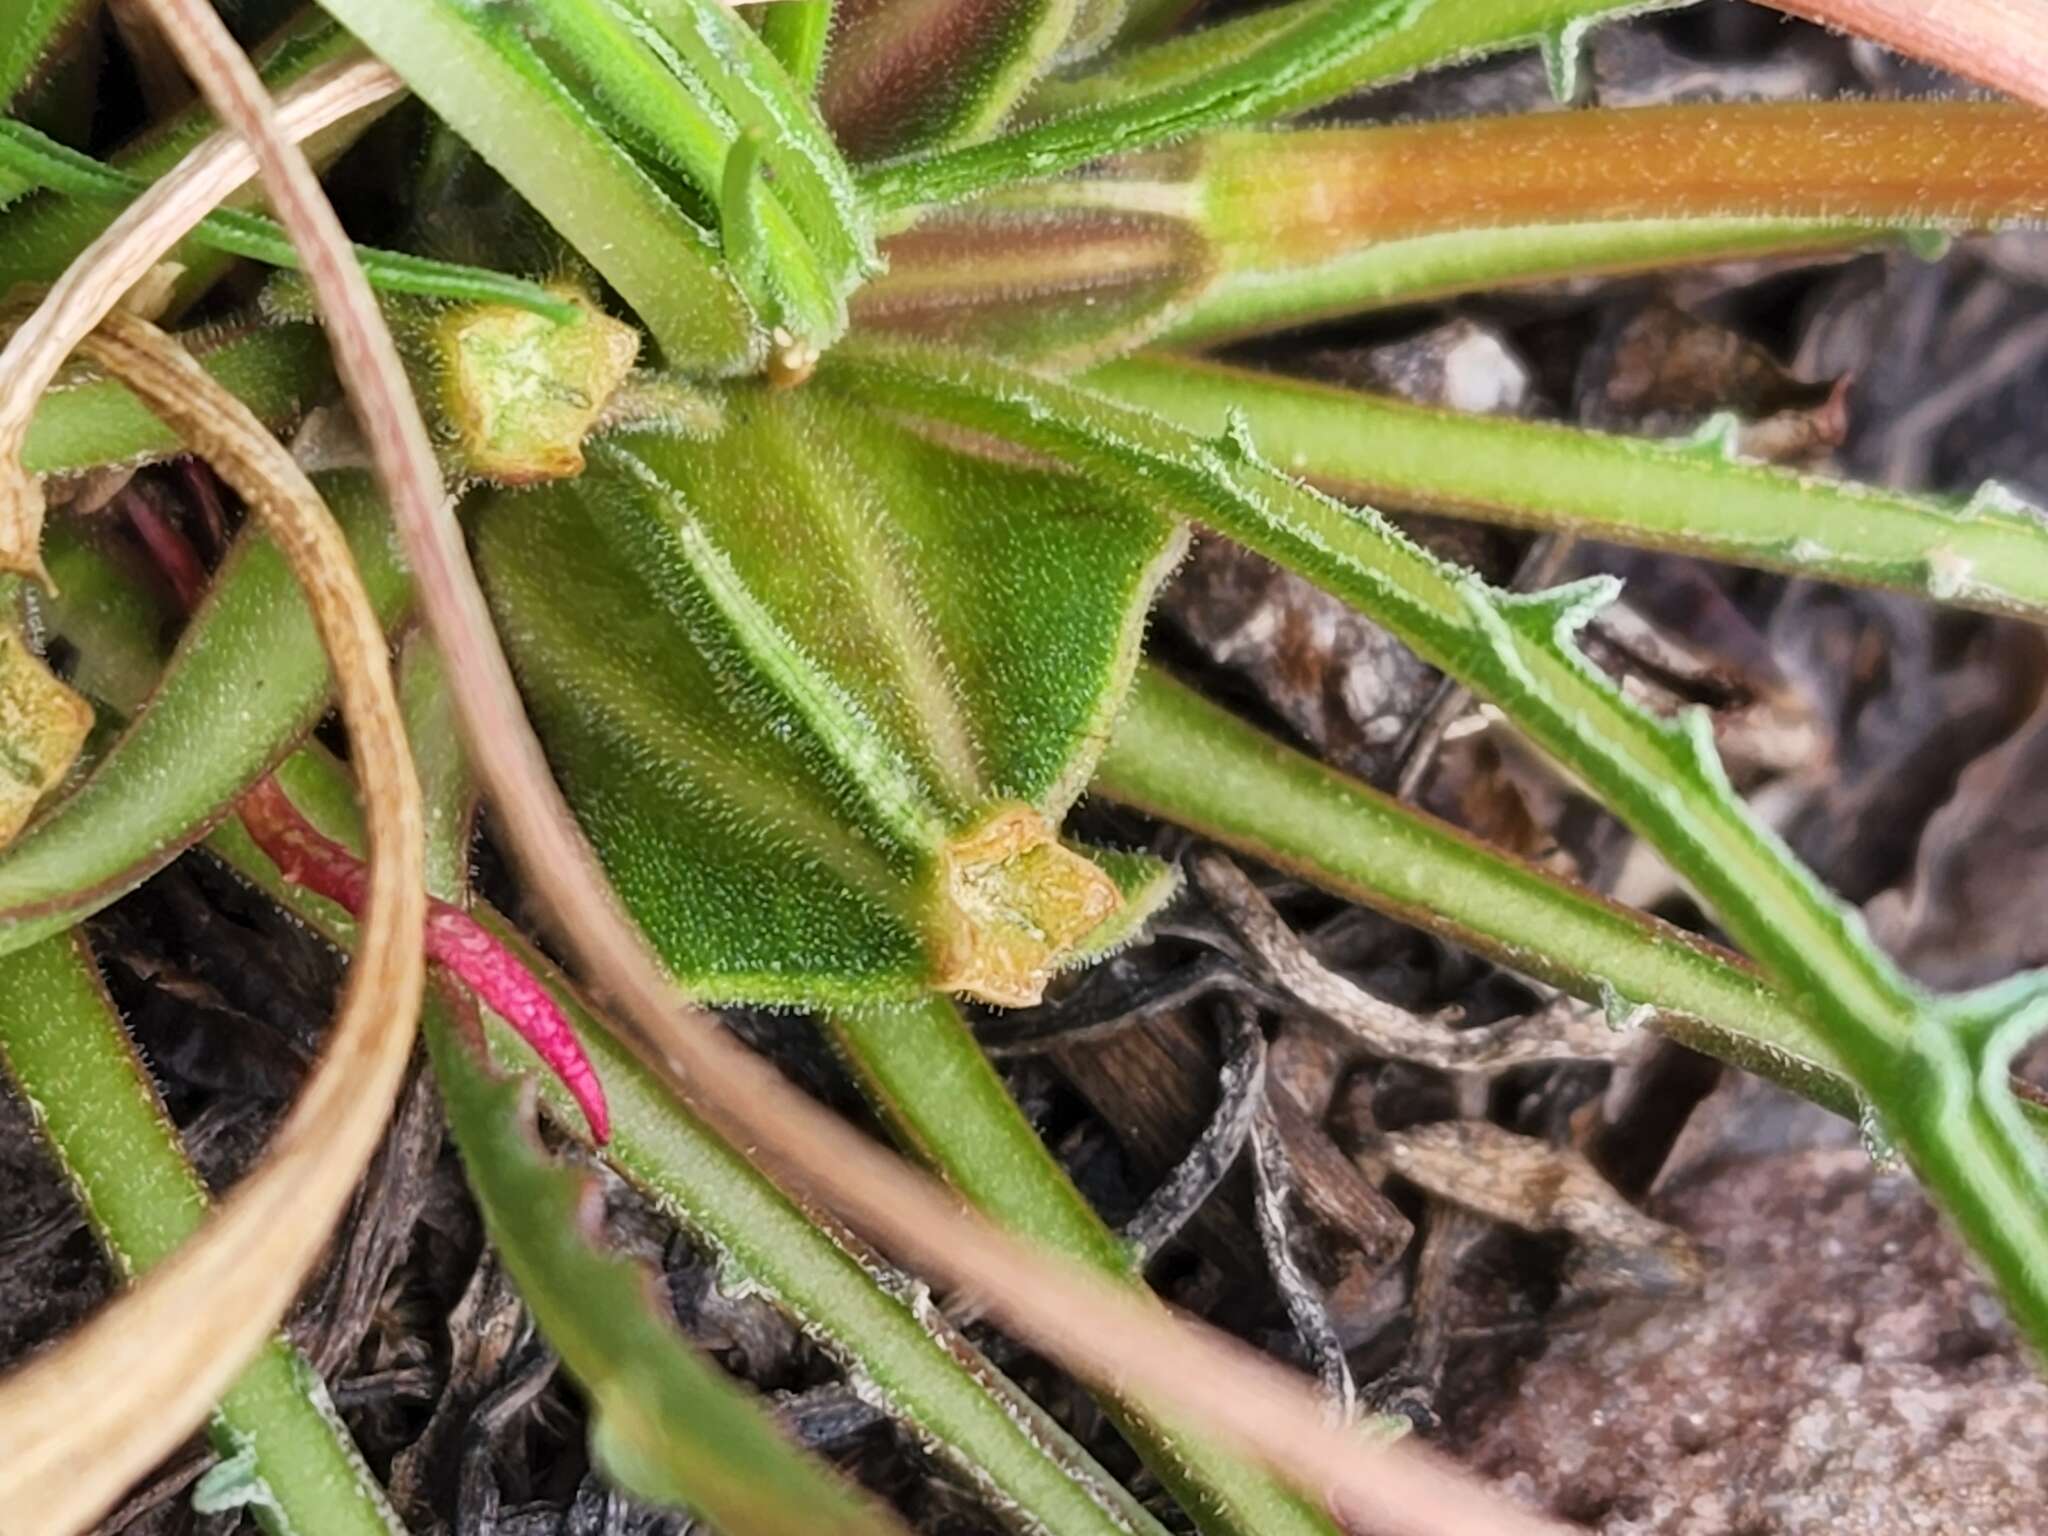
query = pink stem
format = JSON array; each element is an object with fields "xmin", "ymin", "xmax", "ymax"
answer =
[
  {"xmin": 176, "ymin": 457, "xmax": 231, "ymax": 554},
  {"xmin": 120, "ymin": 487, "xmax": 210, "ymax": 612},
  {"xmin": 240, "ymin": 777, "xmax": 611, "ymax": 1141}
]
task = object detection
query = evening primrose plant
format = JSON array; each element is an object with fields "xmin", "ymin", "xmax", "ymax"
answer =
[{"xmin": 4, "ymin": 1, "xmax": 2048, "ymax": 1533}]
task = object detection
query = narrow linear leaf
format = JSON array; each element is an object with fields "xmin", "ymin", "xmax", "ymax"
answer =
[
  {"xmin": 856, "ymin": 0, "xmax": 1420, "ymax": 211},
  {"xmin": 208, "ymin": 722, "xmax": 1176, "ymax": 1536},
  {"xmin": 0, "ymin": 121, "xmax": 580, "ymax": 319},
  {"xmin": 0, "ymin": 933, "xmax": 406, "ymax": 1536},
  {"xmin": 876, "ymin": 100, "xmax": 2048, "ymax": 362},
  {"xmin": 1086, "ymin": 354, "xmax": 2048, "ymax": 621},
  {"xmin": 1163, "ymin": 217, "xmax": 1880, "ymax": 345},
  {"xmin": 1174, "ymin": 103, "xmax": 2048, "ymax": 337},
  {"xmin": 310, "ymin": 0, "xmax": 759, "ymax": 369},
  {"xmin": 427, "ymin": 1005, "xmax": 911, "ymax": 1536},
  {"xmin": 827, "ymin": 337, "xmax": 2048, "ymax": 1353},
  {"xmin": 24, "ymin": 322, "xmax": 335, "ymax": 478},
  {"xmin": 1024, "ymin": 0, "xmax": 1685, "ymax": 123},
  {"xmin": 0, "ymin": 12, "xmax": 359, "ymax": 307},
  {"xmin": 1099, "ymin": 666, "xmax": 1864, "ymax": 1112},
  {"xmin": 0, "ymin": 472, "xmax": 409, "ymax": 957},
  {"xmin": 828, "ymin": 995, "xmax": 1345, "ymax": 1536}
]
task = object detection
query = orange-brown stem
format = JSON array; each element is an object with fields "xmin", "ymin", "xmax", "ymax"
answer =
[{"xmin": 1205, "ymin": 100, "xmax": 2048, "ymax": 269}]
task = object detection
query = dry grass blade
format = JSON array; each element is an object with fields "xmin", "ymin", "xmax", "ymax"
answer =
[
  {"xmin": 0, "ymin": 311, "xmax": 425, "ymax": 1534},
  {"xmin": 124, "ymin": 3, "xmax": 1564, "ymax": 1531},
  {"xmin": 1760, "ymin": 0, "xmax": 2048, "ymax": 112},
  {"xmin": 0, "ymin": 50, "xmax": 400, "ymax": 581}
]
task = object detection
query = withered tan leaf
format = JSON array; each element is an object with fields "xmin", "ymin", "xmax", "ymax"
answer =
[{"xmin": 0, "ymin": 313, "xmax": 425, "ymax": 1534}]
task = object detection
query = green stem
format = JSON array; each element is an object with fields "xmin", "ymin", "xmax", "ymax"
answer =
[
  {"xmin": 210, "ymin": 722, "xmax": 1174, "ymax": 1536},
  {"xmin": 1025, "ymin": 0, "xmax": 1685, "ymax": 122},
  {"xmin": 306, "ymin": 0, "xmax": 759, "ymax": 370},
  {"xmin": 757, "ymin": 0, "xmax": 833, "ymax": 92},
  {"xmin": 0, "ymin": 473, "xmax": 409, "ymax": 957},
  {"xmin": 25, "ymin": 323, "xmax": 335, "ymax": 478},
  {"xmin": 0, "ymin": 0, "xmax": 88, "ymax": 107},
  {"xmin": 828, "ymin": 996, "xmax": 1342, "ymax": 1536},
  {"xmin": 1100, "ymin": 667, "xmax": 1854, "ymax": 1109},
  {"xmin": 0, "ymin": 933, "xmax": 404, "ymax": 1536},
  {"xmin": 826, "ymin": 338, "xmax": 2048, "ymax": 1353},
  {"xmin": 856, "ymin": 0, "xmax": 1417, "ymax": 211},
  {"xmin": 1084, "ymin": 354, "xmax": 2048, "ymax": 621},
  {"xmin": 0, "ymin": 121, "xmax": 578, "ymax": 319}
]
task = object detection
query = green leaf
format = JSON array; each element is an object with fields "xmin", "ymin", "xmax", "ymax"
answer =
[
  {"xmin": 757, "ymin": 0, "xmax": 834, "ymax": 92},
  {"xmin": 425, "ymin": 1004, "xmax": 911, "ymax": 1536},
  {"xmin": 201, "ymin": 715, "xmax": 1177, "ymax": 1536},
  {"xmin": 0, "ymin": 12, "xmax": 360, "ymax": 309},
  {"xmin": 0, "ymin": 0, "xmax": 88, "ymax": 108},
  {"xmin": 1023, "ymin": 0, "xmax": 1686, "ymax": 124},
  {"xmin": 23, "ymin": 324, "xmax": 336, "ymax": 480},
  {"xmin": 617, "ymin": 0, "xmax": 878, "ymax": 305},
  {"xmin": 310, "ymin": 0, "xmax": 760, "ymax": 371},
  {"xmin": 1165, "ymin": 103, "xmax": 2048, "ymax": 343},
  {"xmin": 471, "ymin": 385, "xmax": 1182, "ymax": 1006},
  {"xmin": 0, "ymin": 121, "xmax": 580, "ymax": 320},
  {"xmin": 518, "ymin": 0, "xmax": 851, "ymax": 351},
  {"xmin": 826, "ymin": 337, "xmax": 2048, "ymax": 1356},
  {"xmin": 856, "ymin": 0, "xmax": 1420, "ymax": 211},
  {"xmin": 878, "ymin": 98, "xmax": 2048, "ymax": 364},
  {"xmin": 1085, "ymin": 355, "xmax": 2048, "ymax": 622},
  {"xmin": 853, "ymin": 168, "xmax": 1215, "ymax": 368},
  {"xmin": 1098, "ymin": 665, "xmax": 1865, "ymax": 1115},
  {"xmin": 0, "ymin": 473, "xmax": 409, "ymax": 958},
  {"xmin": 828, "ymin": 993, "xmax": 1342, "ymax": 1536},
  {"xmin": 819, "ymin": 0, "xmax": 1083, "ymax": 162},
  {"xmin": 0, "ymin": 933, "xmax": 405, "ymax": 1536}
]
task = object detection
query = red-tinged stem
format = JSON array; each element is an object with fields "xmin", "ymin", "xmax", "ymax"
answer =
[
  {"xmin": 119, "ymin": 486, "xmax": 209, "ymax": 612},
  {"xmin": 1761, "ymin": 0, "xmax": 2048, "ymax": 114},
  {"xmin": 239, "ymin": 776, "xmax": 610, "ymax": 1141},
  {"xmin": 120, "ymin": 481, "xmax": 610, "ymax": 1140}
]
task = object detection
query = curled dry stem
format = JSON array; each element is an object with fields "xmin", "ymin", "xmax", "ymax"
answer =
[
  {"xmin": 0, "ymin": 50, "xmax": 401, "ymax": 582},
  {"xmin": 0, "ymin": 310, "xmax": 425, "ymax": 1534},
  {"xmin": 127, "ymin": 3, "xmax": 1561, "ymax": 1531}
]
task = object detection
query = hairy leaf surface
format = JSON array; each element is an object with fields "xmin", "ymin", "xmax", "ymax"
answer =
[{"xmin": 473, "ymin": 387, "xmax": 1181, "ymax": 1006}]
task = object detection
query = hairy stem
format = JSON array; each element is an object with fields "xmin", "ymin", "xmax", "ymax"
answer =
[
  {"xmin": 0, "ymin": 934, "xmax": 406, "ymax": 1536},
  {"xmin": 828, "ymin": 337, "xmax": 2048, "ymax": 1354},
  {"xmin": 828, "ymin": 995, "xmax": 1342, "ymax": 1536},
  {"xmin": 0, "ymin": 307, "xmax": 424, "ymax": 1532},
  {"xmin": 1085, "ymin": 354, "xmax": 2048, "ymax": 621}
]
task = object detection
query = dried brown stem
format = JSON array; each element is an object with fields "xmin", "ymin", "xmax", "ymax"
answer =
[
  {"xmin": 117, "ymin": 5, "xmax": 1562, "ymax": 1533},
  {"xmin": 0, "ymin": 51, "xmax": 401, "ymax": 581},
  {"xmin": 1760, "ymin": 0, "xmax": 2048, "ymax": 113},
  {"xmin": 0, "ymin": 311, "xmax": 425, "ymax": 1534}
]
